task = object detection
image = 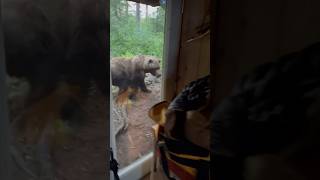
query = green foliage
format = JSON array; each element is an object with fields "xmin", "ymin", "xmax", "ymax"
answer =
[{"xmin": 110, "ymin": 0, "xmax": 166, "ymax": 60}]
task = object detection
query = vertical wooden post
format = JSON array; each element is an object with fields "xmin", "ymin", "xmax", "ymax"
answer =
[{"xmin": 162, "ymin": 0, "xmax": 183, "ymax": 101}]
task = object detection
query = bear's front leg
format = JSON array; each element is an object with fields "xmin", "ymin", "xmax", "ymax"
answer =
[
  {"xmin": 141, "ymin": 86, "xmax": 151, "ymax": 93},
  {"xmin": 139, "ymin": 80, "xmax": 151, "ymax": 93}
]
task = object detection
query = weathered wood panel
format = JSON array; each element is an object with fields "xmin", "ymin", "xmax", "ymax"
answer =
[
  {"xmin": 177, "ymin": 34, "xmax": 210, "ymax": 91},
  {"xmin": 162, "ymin": 0, "xmax": 183, "ymax": 101},
  {"xmin": 212, "ymin": 0, "xmax": 320, "ymax": 107},
  {"xmin": 176, "ymin": 0, "xmax": 211, "ymax": 92}
]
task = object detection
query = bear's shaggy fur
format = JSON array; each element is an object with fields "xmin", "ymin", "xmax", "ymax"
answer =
[{"xmin": 111, "ymin": 55, "xmax": 161, "ymax": 95}]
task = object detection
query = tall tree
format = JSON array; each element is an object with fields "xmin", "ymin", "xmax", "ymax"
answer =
[
  {"xmin": 152, "ymin": 6, "xmax": 165, "ymax": 32},
  {"xmin": 111, "ymin": 0, "xmax": 126, "ymax": 20},
  {"xmin": 146, "ymin": 4, "xmax": 148, "ymax": 20},
  {"xmin": 136, "ymin": 2, "xmax": 140, "ymax": 31},
  {"xmin": 125, "ymin": 1, "xmax": 129, "ymax": 17}
]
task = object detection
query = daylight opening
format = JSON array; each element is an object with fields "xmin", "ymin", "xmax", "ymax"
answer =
[{"xmin": 110, "ymin": 0, "xmax": 166, "ymax": 169}]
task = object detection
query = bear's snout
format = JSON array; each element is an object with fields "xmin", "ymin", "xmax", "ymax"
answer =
[{"xmin": 153, "ymin": 70, "xmax": 162, "ymax": 78}]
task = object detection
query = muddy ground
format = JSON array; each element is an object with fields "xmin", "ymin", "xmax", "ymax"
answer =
[{"xmin": 113, "ymin": 73, "xmax": 161, "ymax": 168}]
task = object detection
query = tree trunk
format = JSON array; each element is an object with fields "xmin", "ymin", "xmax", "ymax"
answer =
[
  {"xmin": 136, "ymin": 2, "xmax": 141, "ymax": 31},
  {"xmin": 125, "ymin": 1, "xmax": 129, "ymax": 17},
  {"xmin": 146, "ymin": 4, "xmax": 148, "ymax": 20}
]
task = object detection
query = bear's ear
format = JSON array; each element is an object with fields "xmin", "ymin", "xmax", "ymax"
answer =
[{"xmin": 148, "ymin": 101, "xmax": 169, "ymax": 125}]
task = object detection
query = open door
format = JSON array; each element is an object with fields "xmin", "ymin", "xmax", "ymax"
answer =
[{"xmin": 110, "ymin": 0, "xmax": 183, "ymax": 179}]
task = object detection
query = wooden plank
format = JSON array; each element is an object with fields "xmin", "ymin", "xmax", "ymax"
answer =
[
  {"xmin": 197, "ymin": 34, "xmax": 210, "ymax": 78},
  {"xmin": 176, "ymin": 34, "xmax": 210, "ymax": 91},
  {"xmin": 162, "ymin": 0, "xmax": 183, "ymax": 101},
  {"xmin": 177, "ymin": 42, "xmax": 201, "ymax": 91},
  {"xmin": 175, "ymin": 0, "xmax": 211, "ymax": 92},
  {"xmin": 180, "ymin": 0, "xmax": 211, "ymax": 42}
]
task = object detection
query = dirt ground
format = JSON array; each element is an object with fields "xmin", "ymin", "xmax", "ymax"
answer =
[{"xmin": 115, "ymin": 75, "xmax": 162, "ymax": 168}]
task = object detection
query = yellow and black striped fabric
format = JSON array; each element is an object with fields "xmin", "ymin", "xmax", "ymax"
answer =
[{"xmin": 157, "ymin": 132, "xmax": 210, "ymax": 180}]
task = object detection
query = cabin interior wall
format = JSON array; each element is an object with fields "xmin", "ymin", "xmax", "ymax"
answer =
[
  {"xmin": 212, "ymin": 0, "xmax": 320, "ymax": 107},
  {"xmin": 175, "ymin": 0, "xmax": 211, "ymax": 92}
]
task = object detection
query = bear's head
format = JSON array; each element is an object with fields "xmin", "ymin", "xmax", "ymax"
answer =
[{"xmin": 141, "ymin": 55, "xmax": 161, "ymax": 78}]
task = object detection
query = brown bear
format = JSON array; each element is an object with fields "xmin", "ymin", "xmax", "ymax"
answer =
[{"xmin": 111, "ymin": 55, "xmax": 161, "ymax": 97}]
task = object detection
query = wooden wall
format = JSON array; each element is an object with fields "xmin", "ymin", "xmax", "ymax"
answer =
[
  {"xmin": 176, "ymin": 0, "xmax": 211, "ymax": 92},
  {"xmin": 162, "ymin": 0, "xmax": 211, "ymax": 101},
  {"xmin": 212, "ymin": 0, "xmax": 320, "ymax": 107}
]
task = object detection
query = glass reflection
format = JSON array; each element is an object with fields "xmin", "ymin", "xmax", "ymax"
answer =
[{"xmin": 3, "ymin": 0, "xmax": 109, "ymax": 179}]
